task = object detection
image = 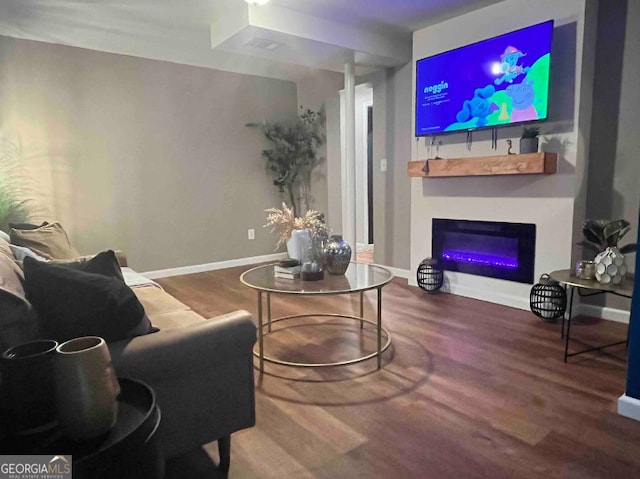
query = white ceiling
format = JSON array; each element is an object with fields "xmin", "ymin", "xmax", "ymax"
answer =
[
  {"xmin": 0, "ymin": 0, "xmax": 503, "ymax": 81},
  {"xmin": 273, "ymin": 0, "xmax": 503, "ymax": 34}
]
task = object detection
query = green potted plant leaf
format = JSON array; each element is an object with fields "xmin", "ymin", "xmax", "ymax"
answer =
[
  {"xmin": 0, "ymin": 186, "xmax": 30, "ymax": 233},
  {"xmin": 578, "ymin": 219, "xmax": 637, "ymax": 254},
  {"xmin": 520, "ymin": 126, "xmax": 540, "ymax": 154}
]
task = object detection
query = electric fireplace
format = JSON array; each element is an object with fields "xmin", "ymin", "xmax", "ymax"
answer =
[{"xmin": 432, "ymin": 219, "xmax": 536, "ymax": 284}]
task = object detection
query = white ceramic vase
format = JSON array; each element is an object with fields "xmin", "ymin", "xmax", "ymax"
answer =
[
  {"xmin": 286, "ymin": 228, "xmax": 312, "ymax": 261},
  {"xmin": 594, "ymin": 246, "xmax": 627, "ymax": 285},
  {"xmin": 54, "ymin": 336, "xmax": 121, "ymax": 440}
]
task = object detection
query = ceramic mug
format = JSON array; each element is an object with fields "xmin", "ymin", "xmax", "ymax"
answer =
[{"xmin": 54, "ymin": 336, "xmax": 120, "ymax": 440}]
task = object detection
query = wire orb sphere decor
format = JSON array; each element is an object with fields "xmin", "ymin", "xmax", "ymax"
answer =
[
  {"xmin": 530, "ymin": 273, "xmax": 567, "ymax": 321},
  {"xmin": 417, "ymin": 258, "xmax": 443, "ymax": 292}
]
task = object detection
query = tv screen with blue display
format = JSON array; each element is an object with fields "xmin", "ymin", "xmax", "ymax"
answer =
[{"xmin": 415, "ymin": 20, "xmax": 554, "ymax": 136}]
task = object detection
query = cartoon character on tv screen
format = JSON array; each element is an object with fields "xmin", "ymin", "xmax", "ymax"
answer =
[
  {"xmin": 455, "ymin": 85, "xmax": 499, "ymax": 128},
  {"xmin": 506, "ymin": 78, "xmax": 538, "ymax": 122},
  {"xmin": 495, "ymin": 46, "xmax": 530, "ymax": 85}
]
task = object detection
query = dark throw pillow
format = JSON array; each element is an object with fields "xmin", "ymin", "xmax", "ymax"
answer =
[
  {"xmin": 23, "ymin": 257, "xmax": 153, "ymax": 343},
  {"xmin": 54, "ymin": 250, "xmax": 125, "ymax": 282},
  {"xmin": 0, "ymin": 253, "xmax": 42, "ymax": 351}
]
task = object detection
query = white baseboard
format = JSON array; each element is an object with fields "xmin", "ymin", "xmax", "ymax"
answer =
[
  {"xmin": 142, "ymin": 256, "xmax": 632, "ymax": 329},
  {"xmin": 443, "ymin": 282, "xmax": 531, "ymax": 311},
  {"xmin": 356, "ymin": 243, "xmax": 374, "ymax": 252},
  {"xmin": 142, "ymin": 252, "xmax": 287, "ymax": 279},
  {"xmin": 431, "ymin": 287, "xmax": 631, "ymax": 319},
  {"xmin": 405, "ymin": 275, "xmax": 632, "ymax": 320},
  {"xmin": 618, "ymin": 394, "xmax": 640, "ymax": 422},
  {"xmin": 406, "ymin": 271, "xmax": 530, "ymax": 310},
  {"xmin": 576, "ymin": 304, "xmax": 630, "ymax": 324},
  {"xmin": 375, "ymin": 265, "xmax": 410, "ymax": 279},
  {"xmin": 143, "ymin": 254, "xmax": 411, "ymax": 281}
]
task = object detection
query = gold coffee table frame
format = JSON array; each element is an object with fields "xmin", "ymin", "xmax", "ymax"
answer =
[{"xmin": 240, "ymin": 263, "xmax": 393, "ymax": 371}]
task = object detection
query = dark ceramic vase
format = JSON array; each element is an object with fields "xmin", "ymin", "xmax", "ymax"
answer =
[
  {"xmin": 0, "ymin": 339, "xmax": 58, "ymax": 434},
  {"xmin": 323, "ymin": 235, "xmax": 352, "ymax": 275}
]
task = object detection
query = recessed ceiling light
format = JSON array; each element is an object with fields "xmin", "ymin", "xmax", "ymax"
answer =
[{"xmin": 244, "ymin": 0, "xmax": 270, "ymax": 6}]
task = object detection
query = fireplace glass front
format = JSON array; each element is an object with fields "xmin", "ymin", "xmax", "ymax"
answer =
[{"xmin": 432, "ymin": 219, "xmax": 536, "ymax": 284}]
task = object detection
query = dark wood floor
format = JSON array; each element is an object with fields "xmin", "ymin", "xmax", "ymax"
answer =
[{"xmin": 161, "ymin": 264, "xmax": 640, "ymax": 479}]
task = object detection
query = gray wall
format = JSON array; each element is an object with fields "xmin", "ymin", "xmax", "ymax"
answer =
[
  {"xmin": 584, "ymin": 0, "xmax": 640, "ymax": 309},
  {"xmin": 586, "ymin": 0, "xmax": 640, "ymax": 244},
  {"xmin": 616, "ymin": 2, "xmax": 640, "ymax": 243},
  {"xmin": 5, "ymin": 3, "xmax": 635, "ymax": 281},
  {"xmin": 370, "ymin": 0, "xmax": 638, "ymax": 282},
  {"xmin": 0, "ymin": 36, "xmax": 299, "ymax": 271},
  {"xmin": 388, "ymin": 64, "xmax": 412, "ymax": 270},
  {"xmin": 296, "ymin": 70, "xmax": 344, "ymax": 230},
  {"xmin": 363, "ymin": 64, "xmax": 412, "ymax": 270}
]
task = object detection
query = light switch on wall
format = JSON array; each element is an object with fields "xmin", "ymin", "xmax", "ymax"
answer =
[{"xmin": 380, "ymin": 158, "xmax": 388, "ymax": 172}]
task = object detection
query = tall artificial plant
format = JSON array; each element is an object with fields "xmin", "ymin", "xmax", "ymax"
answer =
[{"xmin": 247, "ymin": 106, "xmax": 325, "ymax": 217}]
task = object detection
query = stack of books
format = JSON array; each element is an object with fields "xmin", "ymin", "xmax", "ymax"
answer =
[{"xmin": 274, "ymin": 264, "xmax": 301, "ymax": 280}]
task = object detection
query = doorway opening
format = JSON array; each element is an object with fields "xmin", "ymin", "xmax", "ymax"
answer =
[{"xmin": 340, "ymin": 84, "xmax": 374, "ymax": 264}]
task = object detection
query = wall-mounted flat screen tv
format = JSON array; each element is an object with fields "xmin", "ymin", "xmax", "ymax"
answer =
[{"xmin": 415, "ymin": 20, "xmax": 554, "ymax": 136}]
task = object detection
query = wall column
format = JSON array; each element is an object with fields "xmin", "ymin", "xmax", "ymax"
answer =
[{"xmin": 342, "ymin": 60, "xmax": 357, "ymax": 249}]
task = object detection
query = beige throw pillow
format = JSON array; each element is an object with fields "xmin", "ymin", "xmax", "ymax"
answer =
[
  {"xmin": 10, "ymin": 222, "xmax": 79, "ymax": 260},
  {"xmin": 0, "ymin": 252, "xmax": 26, "ymax": 298},
  {"xmin": 0, "ymin": 236, "xmax": 13, "ymax": 260}
]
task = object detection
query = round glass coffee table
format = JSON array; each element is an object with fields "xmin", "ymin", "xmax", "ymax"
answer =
[{"xmin": 240, "ymin": 262, "xmax": 393, "ymax": 371}]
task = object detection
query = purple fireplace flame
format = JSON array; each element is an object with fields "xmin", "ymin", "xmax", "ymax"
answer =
[
  {"xmin": 442, "ymin": 249, "xmax": 519, "ymax": 270},
  {"xmin": 432, "ymin": 219, "xmax": 536, "ymax": 284}
]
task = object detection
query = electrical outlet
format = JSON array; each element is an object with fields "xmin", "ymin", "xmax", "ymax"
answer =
[
  {"xmin": 248, "ymin": 228, "xmax": 255, "ymax": 240},
  {"xmin": 380, "ymin": 158, "xmax": 388, "ymax": 172}
]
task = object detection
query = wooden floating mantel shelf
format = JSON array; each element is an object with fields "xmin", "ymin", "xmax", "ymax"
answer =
[{"xmin": 407, "ymin": 152, "xmax": 558, "ymax": 178}]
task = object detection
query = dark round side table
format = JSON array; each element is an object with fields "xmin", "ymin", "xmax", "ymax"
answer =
[{"xmin": 0, "ymin": 377, "xmax": 164, "ymax": 479}]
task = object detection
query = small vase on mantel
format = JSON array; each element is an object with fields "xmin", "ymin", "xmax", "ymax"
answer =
[
  {"xmin": 594, "ymin": 246, "xmax": 627, "ymax": 285},
  {"xmin": 519, "ymin": 126, "xmax": 540, "ymax": 154},
  {"xmin": 519, "ymin": 137, "xmax": 539, "ymax": 154}
]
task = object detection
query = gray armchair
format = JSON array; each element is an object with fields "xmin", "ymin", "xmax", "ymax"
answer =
[{"xmin": 109, "ymin": 310, "xmax": 257, "ymax": 469}]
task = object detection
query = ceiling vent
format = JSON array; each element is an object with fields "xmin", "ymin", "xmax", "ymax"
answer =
[{"xmin": 242, "ymin": 37, "xmax": 283, "ymax": 51}]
